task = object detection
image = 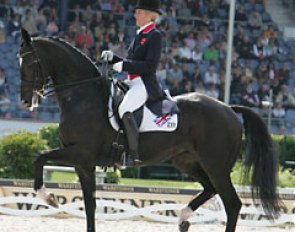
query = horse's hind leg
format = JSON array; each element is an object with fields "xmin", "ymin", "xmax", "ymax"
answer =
[
  {"xmin": 179, "ymin": 175, "xmax": 216, "ymax": 232},
  {"xmin": 211, "ymin": 173, "xmax": 241, "ymax": 232},
  {"xmin": 75, "ymin": 166, "xmax": 96, "ymax": 232},
  {"xmin": 172, "ymin": 157, "xmax": 216, "ymax": 232}
]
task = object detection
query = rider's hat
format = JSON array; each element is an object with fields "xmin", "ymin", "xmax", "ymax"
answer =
[{"xmin": 135, "ymin": 0, "xmax": 162, "ymax": 15}]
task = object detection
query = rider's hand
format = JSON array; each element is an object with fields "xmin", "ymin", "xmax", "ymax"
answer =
[
  {"xmin": 101, "ymin": 50, "xmax": 114, "ymax": 61},
  {"xmin": 113, "ymin": 61, "xmax": 123, "ymax": 72}
]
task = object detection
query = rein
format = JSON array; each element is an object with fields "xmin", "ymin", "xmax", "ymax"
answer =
[
  {"xmin": 20, "ymin": 41, "xmax": 110, "ymax": 99},
  {"xmin": 39, "ymin": 76, "xmax": 103, "ymax": 98}
]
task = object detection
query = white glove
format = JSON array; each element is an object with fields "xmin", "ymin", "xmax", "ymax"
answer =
[
  {"xmin": 113, "ymin": 61, "xmax": 123, "ymax": 72},
  {"xmin": 101, "ymin": 50, "xmax": 114, "ymax": 61}
]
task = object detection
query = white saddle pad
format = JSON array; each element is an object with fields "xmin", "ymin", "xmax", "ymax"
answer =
[{"xmin": 108, "ymin": 84, "xmax": 178, "ymax": 133}]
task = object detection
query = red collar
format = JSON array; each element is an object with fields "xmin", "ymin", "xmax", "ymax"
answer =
[{"xmin": 142, "ymin": 23, "xmax": 155, "ymax": 34}]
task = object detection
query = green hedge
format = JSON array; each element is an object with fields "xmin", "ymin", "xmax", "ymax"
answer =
[
  {"xmin": 0, "ymin": 130, "xmax": 47, "ymax": 179},
  {"xmin": 0, "ymin": 125, "xmax": 294, "ymax": 182},
  {"xmin": 39, "ymin": 124, "xmax": 61, "ymax": 149}
]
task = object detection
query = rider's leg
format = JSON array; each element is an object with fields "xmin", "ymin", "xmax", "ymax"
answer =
[{"xmin": 119, "ymin": 77, "xmax": 147, "ymax": 165}]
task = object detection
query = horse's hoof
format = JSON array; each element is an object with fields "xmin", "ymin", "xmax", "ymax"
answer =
[
  {"xmin": 46, "ymin": 193, "xmax": 59, "ymax": 208},
  {"xmin": 179, "ymin": 221, "xmax": 190, "ymax": 232}
]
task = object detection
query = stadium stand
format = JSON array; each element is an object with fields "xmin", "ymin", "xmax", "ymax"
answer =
[{"xmin": 0, "ymin": 0, "xmax": 295, "ymax": 135}]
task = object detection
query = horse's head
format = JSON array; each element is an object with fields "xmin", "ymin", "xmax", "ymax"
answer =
[{"xmin": 19, "ymin": 28, "xmax": 48, "ymax": 108}]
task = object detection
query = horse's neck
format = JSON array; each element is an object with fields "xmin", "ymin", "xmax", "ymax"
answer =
[{"xmin": 38, "ymin": 39, "xmax": 109, "ymax": 114}]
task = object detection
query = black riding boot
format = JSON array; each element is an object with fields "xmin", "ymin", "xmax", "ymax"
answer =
[{"xmin": 122, "ymin": 112, "xmax": 142, "ymax": 166}]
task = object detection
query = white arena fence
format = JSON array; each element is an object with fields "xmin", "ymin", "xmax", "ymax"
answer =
[{"xmin": 0, "ymin": 179, "xmax": 294, "ymax": 226}]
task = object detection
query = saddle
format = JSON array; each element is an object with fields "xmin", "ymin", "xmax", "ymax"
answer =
[
  {"xmin": 108, "ymin": 80, "xmax": 179, "ymax": 167},
  {"xmin": 109, "ymin": 80, "xmax": 179, "ymax": 132}
]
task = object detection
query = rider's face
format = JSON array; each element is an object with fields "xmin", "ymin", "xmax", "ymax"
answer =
[{"xmin": 134, "ymin": 9, "xmax": 151, "ymax": 27}]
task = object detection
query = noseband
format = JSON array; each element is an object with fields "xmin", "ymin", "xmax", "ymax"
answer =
[{"xmin": 19, "ymin": 41, "xmax": 47, "ymax": 98}]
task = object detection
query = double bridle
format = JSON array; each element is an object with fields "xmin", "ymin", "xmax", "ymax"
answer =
[{"xmin": 19, "ymin": 40, "xmax": 105, "ymax": 102}]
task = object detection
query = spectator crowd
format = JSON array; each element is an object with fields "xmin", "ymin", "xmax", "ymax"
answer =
[{"xmin": 0, "ymin": 0, "xmax": 295, "ymax": 134}]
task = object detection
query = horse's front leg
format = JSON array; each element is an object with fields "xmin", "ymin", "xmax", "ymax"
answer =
[
  {"xmin": 75, "ymin": 166, "xmax": 96, "ymax": 232},
  {"xmin": 34, "ymin": 146, "xmax": 95, "ymax": 207},
  {"xmin": 34, "ymin": 149, "xmax": 61, "ymax": 207}
]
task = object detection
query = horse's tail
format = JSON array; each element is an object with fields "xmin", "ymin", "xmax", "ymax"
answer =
[{"xmin": 231, "ymin": 105, "xmax": 280, "ymax": 216}]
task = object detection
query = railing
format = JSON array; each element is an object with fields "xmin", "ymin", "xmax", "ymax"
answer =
[{"xmin": 43, "ymin": 165, "xmax": 106, "ymax": 184}]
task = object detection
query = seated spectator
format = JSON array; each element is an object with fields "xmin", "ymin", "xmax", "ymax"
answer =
[
  {"xmin": 90, "ymin": 12, "xmax": 105, "ymax": 41},
  {"xmin": 236, "ymin": 35, "xmax": 253, "ymax": 59},
  {"xmin": 198, "ymin": 31, "xmax": 211, "ymax": 52},
  {"xmin": 257, "ymin": 82, "xmax": 271, "ymax": 103},
  {"xmin": 178, "ymin": 42, "xmax": 192, "ymax": 63},
  {"xmin": 22, "ymin": 9, "xmax": 38, "ymax": 35},
  {"xmin": 255, "ymin": 60, "xmax": 267, "ymax": 81},
  {"xmin": 112, "ymin": 0, "xmax": 125, "ymax": 13},
  {"xmin": 92, "ymin": 0, "xmax": 102, "ymax": 10},
  {"xmin": 264, "ymin": 62, "xmax": 278, "ymax": 83},
  {"xmin": 263, "ymin": 25, "xmax": 278, "ymax": 42},
  {"xmin": 272, "ymin": 101, "xmax": 286, "ymax": 118},
  {"xmin": 68, "ymin": 15, "xmax": 83, "ymax": 36},
  {"xmin": 204, "ymin": 66, "xmax": 220, "ymax": 87},
  {"xmin": 253, "ymin": 37, "xmax": 266, "ymax": 59},
  {"xmin": 184, "ymin": 32, "xmax": 197, "ymax": 50},
  {"xmin": 100, "ymin": 0, "xmax": 112, "ymax": 11},
  {"xmin": 8, "ymin": 14, "xmax": 21, "ymax": 40},
  {"xmin": 207, "ymin": 3, "xmax": 217, "ymax": 19},
  {"xmin": 241, "ymin": 83, "xmax": 260, "ymax": 107},
  {"xmin": 248, "ymin": 11, "xmax": 263, "ymax": 31},
  {"xmin": 278, "ymin": 62, "xmax": 290, "ymax": 85},
  {"xmin": 194, "ymin": 80, "xmax": 206, "ymax": 94},
  {"xmin": 156, "ymin": 62, "xmax": 167, "ymax": 88},
  {"xmin": 182, "ymin": 79, "xmax": 194, "ymax": 93},
  {"xmin": 177, "ymin": 1, "xmax": 192, "ymax": 18},
  {"xmin": 36, "ymin": 8, "xmax": 47, "ymax": 34},
  {"xmin": 174, "ymin": 25, "xmax": 187, "ymax": 42},
  {"xmin": 166, "ymin": 63, "xmax": 184, "ymax": 95},
  {"xmin": 75, "ymin": 26, "xmax": 93, "ymax": 49},
  {"xmin": 46, "ymin": 19, "xmax": 59, "ymax": 36},
  {"xmin": 191, "ymin": 66, "xmax": 202, "ymax": 87},
  {"xmin": 235, "ymin": 5, "xmax": 248, "ymax": 22},
  {"xmin": 219, "ymin": 0, "xmax": 230, "ymax": 11},
  {"xmin": 206, "ymin": 82, "xmax": 219, "ymax": 99},
  {"xmin": 275, "ymin": 84, "xmax": 295, "ymax": 109},
  {"xmin": 12, "ymin": 0, "xmax": 25, "ymax": 16},
  {"xmin": 233, "ymin": 30, "xmax": 245, "ymax": 48},
  {"xmin": 192, "ymin": 45, "xmax": 203, "ymax": 64},
  {"xmin": 242, "ymin": 60, "xmax": 256, "ymax": 82},
  {"xmin": 230, "ymin": 75, "xmax": 247, "ymax": 104},
  {"xmin": 163, "ymin": 8, "xmax": 179, "ymax": 36},
  {"xmin": 82, "ymin": 4, "xmax": 94, "ymax": 22},
  {"xmin": 203, "ymin": 44, "xmax": 219, "ymax": 63},
  {"xmin": 168, "ymin": 42, "xmax": 181, "ymax": 60}
]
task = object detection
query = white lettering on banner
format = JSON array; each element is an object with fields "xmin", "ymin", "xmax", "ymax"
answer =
[{"xmin": 0, "ymin": 195, "xmax": 294, "ymax": 226}]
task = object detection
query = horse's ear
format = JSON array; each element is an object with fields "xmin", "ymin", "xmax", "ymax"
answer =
[{"xmin": 21, "ymin": 27, "xmax": 31, "ymax": 45}]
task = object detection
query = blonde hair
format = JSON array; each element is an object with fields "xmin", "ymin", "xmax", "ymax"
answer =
[{"xmin": 143, "ymin": 9, "xmax": 159, "ymax": 22}]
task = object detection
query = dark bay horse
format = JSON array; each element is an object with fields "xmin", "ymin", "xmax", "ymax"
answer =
[{"xmin": 18, "ymin": 28, "xmax": 279, "ymax": 232}]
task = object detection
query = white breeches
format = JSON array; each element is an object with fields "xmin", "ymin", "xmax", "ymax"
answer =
[{"xmin": 118, "ymin": 77, "xmax": 148, "ymax": 118}]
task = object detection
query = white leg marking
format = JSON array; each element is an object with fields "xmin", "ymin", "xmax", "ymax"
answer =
[
  {"xmin": 36, "ymin": 185, "xmax": 49, "ymax": 201},
  {"xmin": 179, "ymin": 206, "xmax": 193, "ymax": 225}
]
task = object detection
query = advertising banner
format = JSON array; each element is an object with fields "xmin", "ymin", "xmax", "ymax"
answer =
[{"xmin": 0, "ymin": 179, "xmax": 294, "ymax": 226}]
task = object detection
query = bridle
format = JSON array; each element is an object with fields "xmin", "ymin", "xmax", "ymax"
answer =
[{"xmin": 19, "ymin": 40, "xmax": 106, "ymax": 103}]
